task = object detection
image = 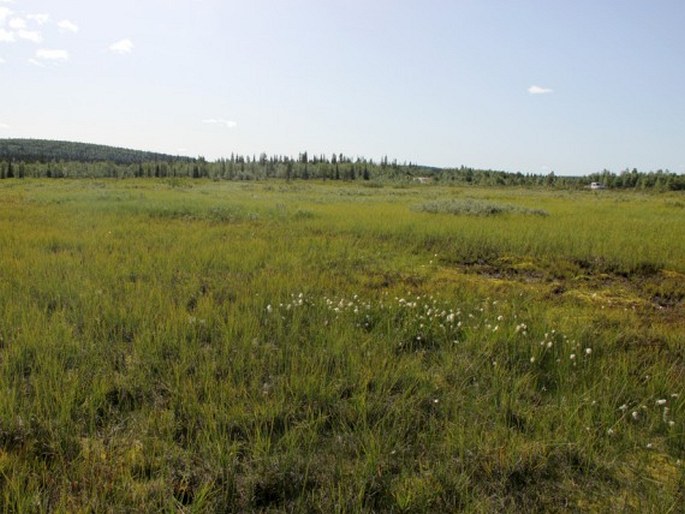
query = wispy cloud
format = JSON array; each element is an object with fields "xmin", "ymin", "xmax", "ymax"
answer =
[
  {"xmin": 0, "ymin": 28, "xmax": 14, "ymax": 42},
  {"xmin": 35, "ymin": 48, "xmax": 68, "ymax": 61},
  {"xmin": 8, "ymin": 16, "xmax": 23, "ymax": 29},
  {"xmin": 202, "ymin": 118, "xmax": 237, "ymax": 129},
  {"xmin": 17, "ymin": 29, "xmax": 41, "ymax": 43},
  {"xmin": 0, "ymin": 7, "xmax": 11, "ymax": 23},
  {"xmin": 28, "ymin": 57, "xmax": 47, "ymax": 67},
  {"xmin": 0, "ymin": 56, "xmax": 5, "ymax": 64},
  {"xmin": 109, "ymin": 38, "xmax": 133, "ymax": 54},
  {"xmin": 57, "ymin": 19, "xmax": 78, "ymax": 33},
  {"xmin": 27, "ymin": 13, "xmax": 49, "ymax": 25},
  {"xmin": 528, "ymin": 85, "xmax": 554, "ymax": 95},
  {"xmin": 0, "ymin": 122, "xmax": 9, "ymax": 130}
]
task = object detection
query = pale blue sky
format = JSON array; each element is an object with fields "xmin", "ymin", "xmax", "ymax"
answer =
[{"xmin": 1, "ymin": 0, "xmax": 684, "ymax": 175}]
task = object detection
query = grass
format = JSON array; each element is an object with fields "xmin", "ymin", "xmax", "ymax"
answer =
[{"xmin": 0, "ymin": 179, "xmax": 683, "ymax": 511}]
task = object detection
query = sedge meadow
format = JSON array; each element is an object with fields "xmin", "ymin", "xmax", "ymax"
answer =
[{"xmin": 0, "ymin": 179, "xmax": 683, "ymax": 511}]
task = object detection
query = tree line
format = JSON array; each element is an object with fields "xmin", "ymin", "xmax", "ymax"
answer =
[
  {"xmin": 1, "ymin": 139, "xmax": 684, "ymax": 190},
  {"xmin": 586, "ymin": 168, "xmax": 685, "ymax": 191}
]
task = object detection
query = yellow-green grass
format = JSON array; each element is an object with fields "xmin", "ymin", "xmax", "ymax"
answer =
[{"xmin": 0, "ymin": 179, "xmax": 683, "ymax": 511}]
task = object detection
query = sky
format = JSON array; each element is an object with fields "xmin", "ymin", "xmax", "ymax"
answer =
[{"xmin": 1, "ymin": 0, "xmax": 684, "ymax": 176}]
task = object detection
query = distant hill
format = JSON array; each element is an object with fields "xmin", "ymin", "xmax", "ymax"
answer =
[{"xmin": 0, "ymin": 139, "xmax": 194, "ymax": 165}]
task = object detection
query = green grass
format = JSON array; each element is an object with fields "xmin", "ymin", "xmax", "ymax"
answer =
[{"xmin": 0, "ymin": 179, "xmax": 683, "ymax": 511}]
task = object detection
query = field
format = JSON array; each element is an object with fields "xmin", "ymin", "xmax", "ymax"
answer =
[{"xmin": 0, "ymin": 179, "xmax": 683, "ymax": 512}]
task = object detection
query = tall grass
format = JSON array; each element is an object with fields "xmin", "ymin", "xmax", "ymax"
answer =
[{"xmin": 0, "ymin": 179, "xmax": 683, "ymax": 511}]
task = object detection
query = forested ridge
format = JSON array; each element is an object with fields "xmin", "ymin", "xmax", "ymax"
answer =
[
  {"xmin": 0, "ymin": 139, "xmax": 192, "ymax": 165},
  {"xmin": 1, "ymin": 138, "xmax": 684, "ymax": 189}
]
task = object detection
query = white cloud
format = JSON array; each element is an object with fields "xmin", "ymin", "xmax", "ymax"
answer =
[
  {"xmin": 8, "ymin": 16, "xmax": 24, "ymax": 29},
  {"xmin": 202, "ymin": 118, "xmax": 237, "ymax": 129},
  {"xmin": 528, "ymin": 85, "xmax": 554, "ymax": 95},
  {"xmin": 0, "ymin": 122, "xmax": 9, "ymax": 129},
  {"xmin": 18, "ymin": 29, "xmax": 41, "ymax": 43},
  {"xmin": 0, "ymin": 7, "xmax": 12, "ymax": 24},
  {"xmin": 57, "ymin": 19, "xmax": 78, "ymax": 33},
  {"xmin": 0, "ymin": 56, "xmax": 5, "ymax": 63},
  {"xmin": 27, "ymin": 13, "xmax": 49, "ymax": 25},
  {"xmin": 109, "ymin": 38, "xmax": 133, "ymax": 54},
  {"xmin": 0, "ymin": 28, "xmax": 14, "ymax": 42},
  {"xmin": 28, "ymin": 57, "xmax": 47, "ymax": 67},
  {"xmin": 35, "ymin": 48, "xmax": 69, "ymax": 61}
]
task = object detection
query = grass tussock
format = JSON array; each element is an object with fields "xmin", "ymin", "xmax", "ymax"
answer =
[{"xmin": 415, "ymin": 198, "xmax": 549, "ymax": 217}]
